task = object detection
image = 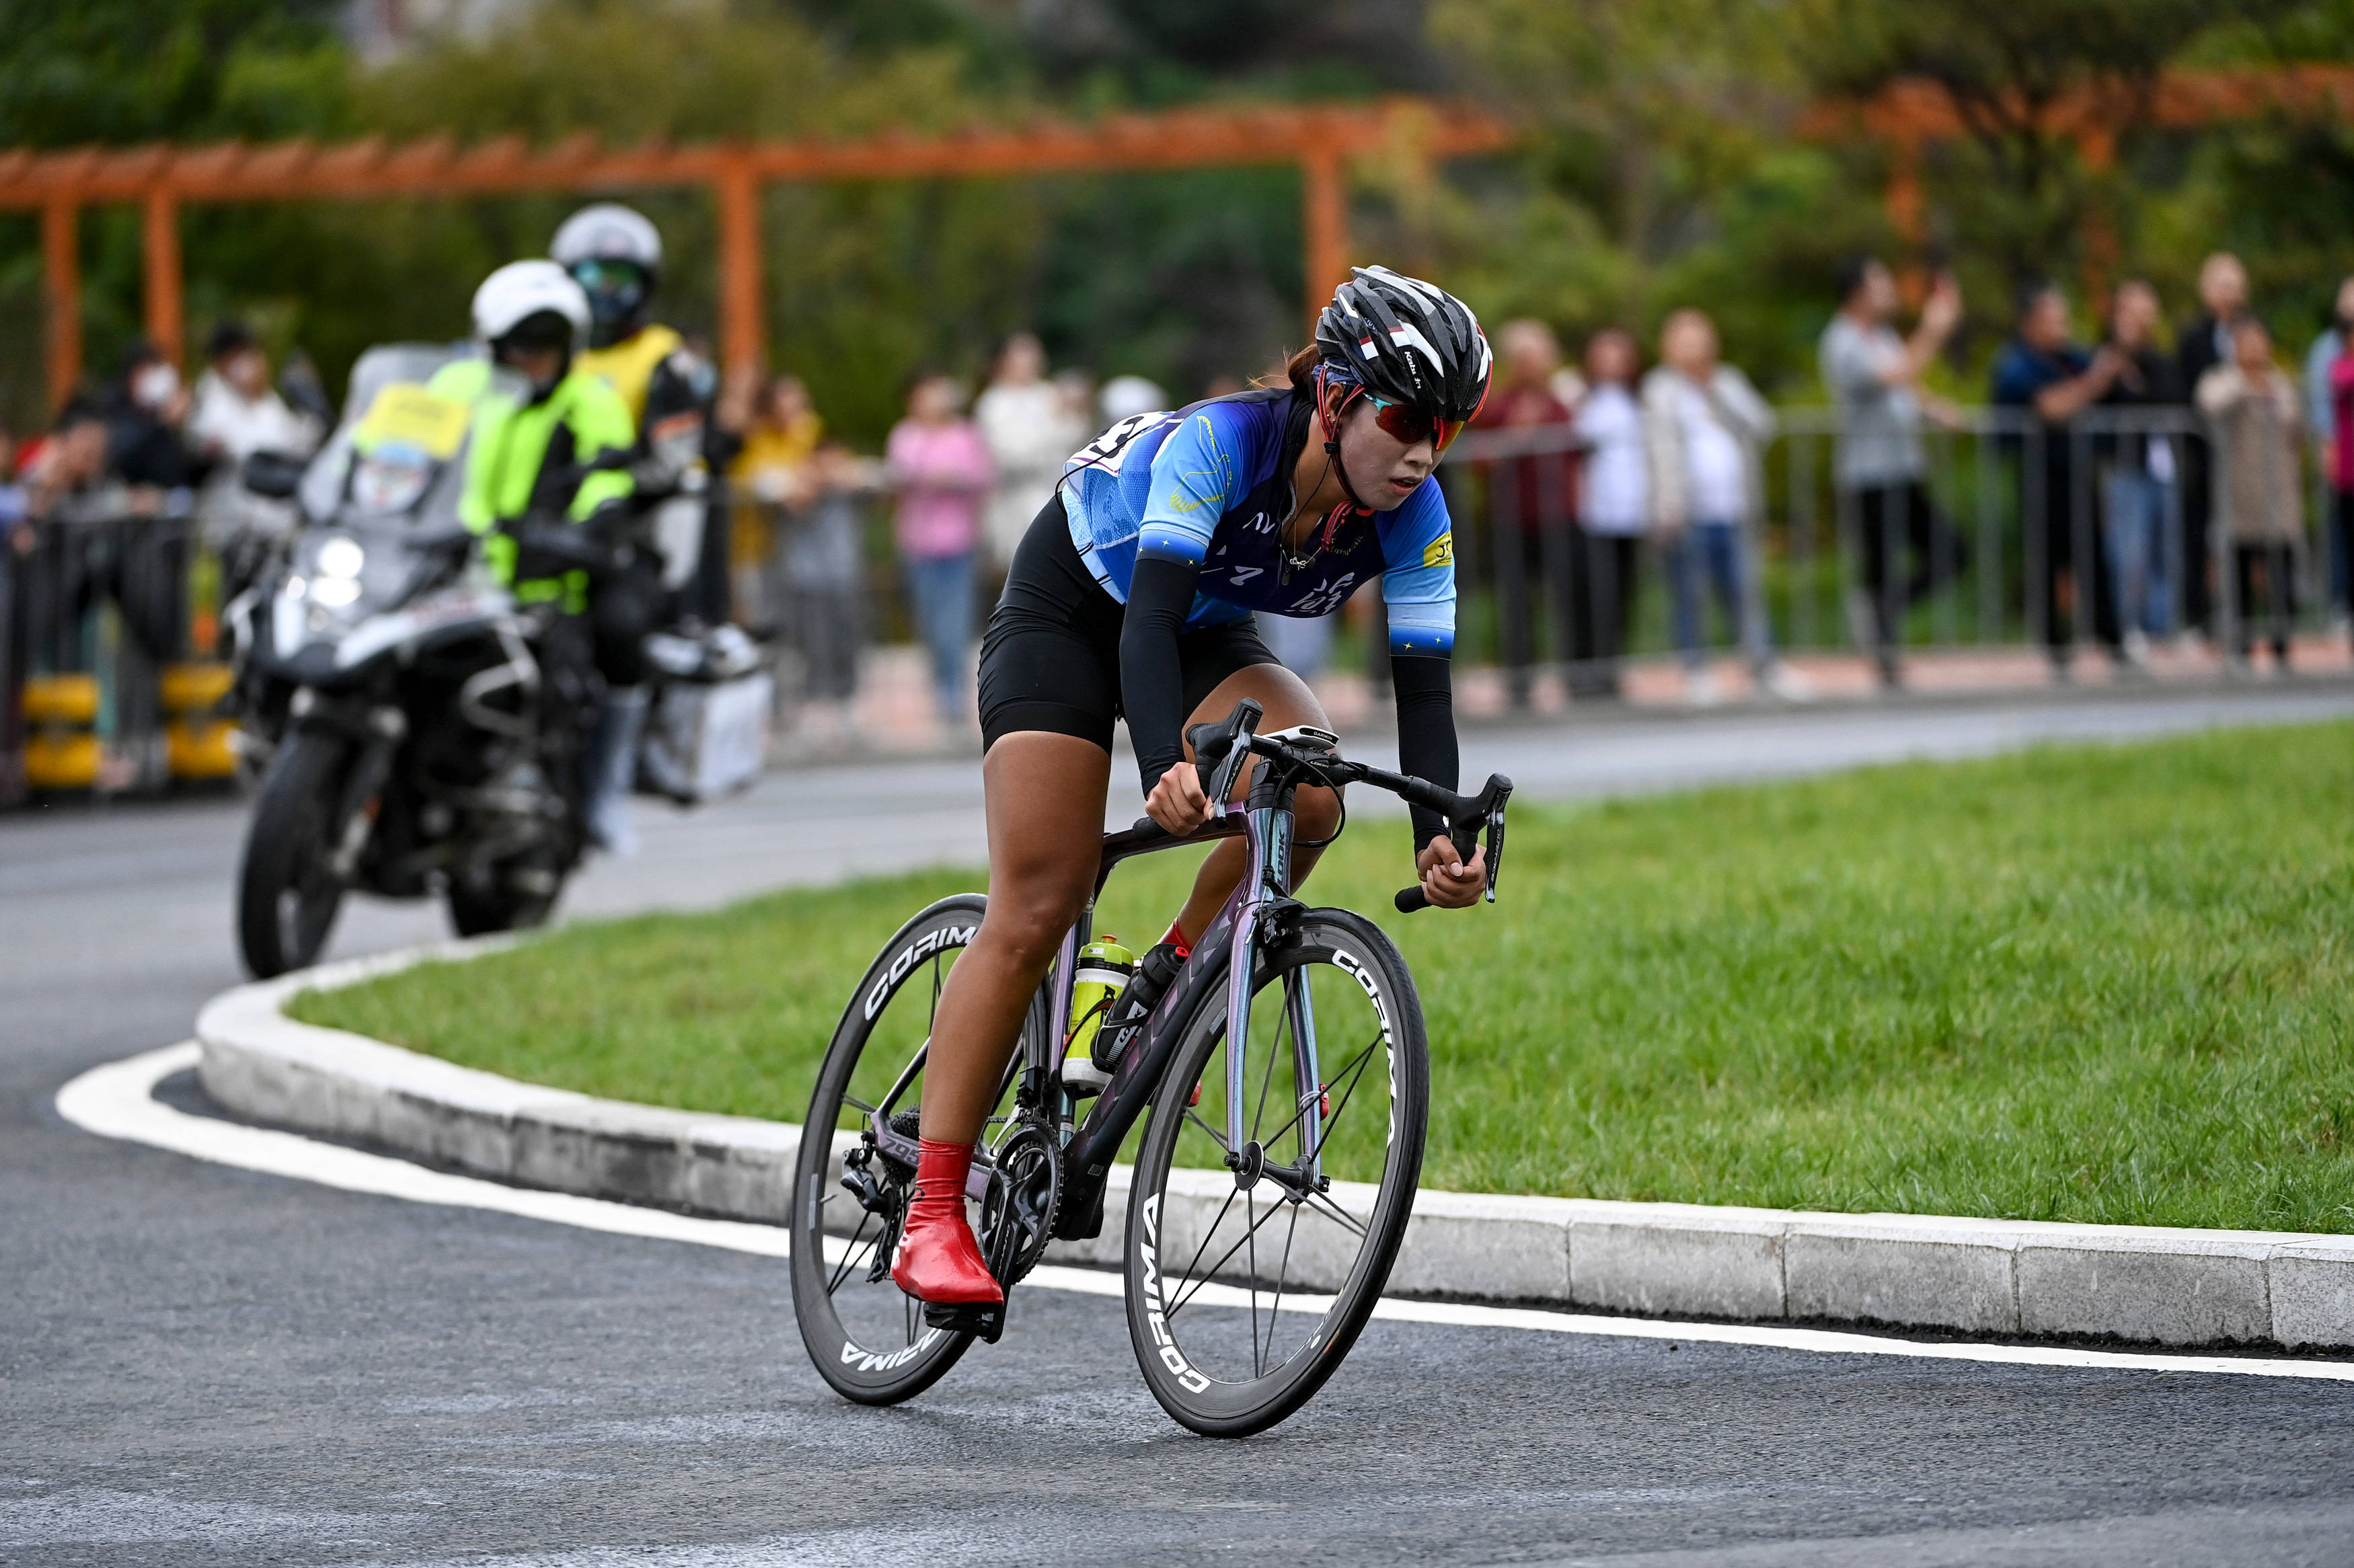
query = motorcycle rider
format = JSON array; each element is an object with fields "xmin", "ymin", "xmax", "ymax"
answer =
[
  {"xmin": 551, "ymin": 203, "xmax": 743, "ymax": 627},
  {"xmin": 459, "ymin": 260, "xmax": 656, "ymax": 855}
]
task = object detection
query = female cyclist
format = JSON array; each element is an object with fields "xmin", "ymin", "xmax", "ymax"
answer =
[{"xmin": 893, "ymin": 266, "xmax": 1494, "ymax": 1307}]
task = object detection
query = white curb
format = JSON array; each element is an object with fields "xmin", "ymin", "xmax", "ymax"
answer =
[{"xmin": 194, "ymin": 944, "xmax": 2354, "ymax": 1350}]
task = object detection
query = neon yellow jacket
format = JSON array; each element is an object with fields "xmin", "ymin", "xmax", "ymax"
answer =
[{"xmin": 457, "ymin": 368, "xmax": 636, "ymax": 611}]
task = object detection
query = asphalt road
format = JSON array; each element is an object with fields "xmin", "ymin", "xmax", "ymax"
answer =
[{"xmin": 7, "ymin": 686, "xmax": 2354, "ymax": 1566}]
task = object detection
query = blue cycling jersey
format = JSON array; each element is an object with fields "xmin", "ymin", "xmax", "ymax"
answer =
[{"xmin": 1058, "ymin": 388, "xmax": 1456, "ymax": 656}]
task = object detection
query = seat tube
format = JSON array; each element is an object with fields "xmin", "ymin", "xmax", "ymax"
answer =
[{"xmin": 1039, "ymin": 918, "xmax": 1080, "ymax": 1081}]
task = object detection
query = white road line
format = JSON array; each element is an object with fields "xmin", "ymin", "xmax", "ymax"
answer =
[{"xmin": 56, "ymin": 1042, "xmax": 2354, "ymax": 1384}]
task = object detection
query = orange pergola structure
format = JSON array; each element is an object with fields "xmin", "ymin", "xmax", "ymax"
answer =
[
  {"xmin": 1800, "ymin": 64, "xmax": 2354, "ymax": 297},
  {"xmin": 0, "ymin": 97, "xmax": 1515, "ymax": 411}
]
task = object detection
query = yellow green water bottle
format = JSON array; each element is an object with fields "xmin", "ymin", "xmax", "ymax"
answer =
[{"xmin": 1060, "ymin": 935, "xmax": 1135, "ymax": 1096}]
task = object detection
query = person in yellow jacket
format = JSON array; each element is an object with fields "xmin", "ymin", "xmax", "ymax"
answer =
[
  {"xmin": 460, "ymin": 260, "xmax": 652, "ymax": 854},
  {"xmin": 553, "ymin": 203, "xmax": 745, "ymax": 626}
]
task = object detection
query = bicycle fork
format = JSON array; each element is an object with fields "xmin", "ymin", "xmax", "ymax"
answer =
[{"xmin": 1219, "ymin": 801, "xmax": 1325, "ymax": 1196}]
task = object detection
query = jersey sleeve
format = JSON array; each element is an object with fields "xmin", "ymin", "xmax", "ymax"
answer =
[
  {"xmin": 1136, "ymin": 405, "xmax": 1244, "ymax": 567},
  {"xmin": 1377, "ymin": 479, "xmax": 1456, "ymax": 656}
]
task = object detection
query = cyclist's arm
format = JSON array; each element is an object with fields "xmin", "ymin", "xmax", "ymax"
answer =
[
  {"xmin": 1122, "ymin": 410, "xmax": 1239, "ymax": 794},
  {"xmin": 1380, "ymin": 491, "xmax": 1459, "ymax": 851}
]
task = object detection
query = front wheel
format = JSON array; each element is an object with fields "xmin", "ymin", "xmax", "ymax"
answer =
[
  {"xmin": 1123, "ymin": 908, "xmax": 1429, "ymax": 1436},
  {"xmin": 235, "ymin": 730, "xmax": 354, "ymax": 978},
  {"xmin": 446, "ymin": 857, "xmax": 563, "ymax": 938}
]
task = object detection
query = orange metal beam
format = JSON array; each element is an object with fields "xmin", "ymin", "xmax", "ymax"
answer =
[
  {"xmin": 714, "ymin": 151, "xmax": 762, "ymax": 379},
  {"xmin": 0, "ymin": 98, "xmax": 1517, "ymax": 399},
  {"xmin": 142, "ymin": 188, "xmax": 182, "ymax": 368},
  {"xmin": 1301, "ymin": 146, "xmax": 1349, "ymax": 332},
  {"xmin": 0, "ymin": 100, "xmax": 1511, "ymax": 208},
  {"xmin": 42, "ymin": 199, "xmax": 78, "ymax": 410},
  {"xmin": 1798, "ymin": 63, "xmax": 2354, "ymax": 144}
]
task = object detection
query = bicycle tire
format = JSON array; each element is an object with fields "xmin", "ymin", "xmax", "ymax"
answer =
[
  {"xmin": 1122, "ymin": 908, "xmax": 1429, "ymax": 1436},
  {"xmin": 790, "ymin": 893, "xmax": 992, "ymax": 1405}
]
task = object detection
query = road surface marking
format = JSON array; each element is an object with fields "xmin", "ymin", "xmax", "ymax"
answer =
[{"xmin": 57, "ymin": 1042, "xmax": 2354, "ymax": 1384}]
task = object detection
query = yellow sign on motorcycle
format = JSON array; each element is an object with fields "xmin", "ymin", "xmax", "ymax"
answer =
[{"xmin": 354, "ymin": 383, "xmax": 471, "ymax": 461}]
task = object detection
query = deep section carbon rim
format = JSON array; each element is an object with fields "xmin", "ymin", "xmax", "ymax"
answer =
[
  {"xmin": 790, "ymin": 894, "xmax": 993, "ymax": 1405},
  {"xmin": 1123, "ymin": 908, "xmax": 1429, "ymax": 1436}
]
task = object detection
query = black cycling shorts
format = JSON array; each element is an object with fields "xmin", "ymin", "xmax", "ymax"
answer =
[{"xmin": 977, "ymin": 496, "xmax": 1277, "ymax": 756}]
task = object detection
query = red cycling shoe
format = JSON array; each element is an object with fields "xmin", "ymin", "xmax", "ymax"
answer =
[{"xmin": 890, "ymin": 1139, "xmax": 1003, "ymax": 1306}]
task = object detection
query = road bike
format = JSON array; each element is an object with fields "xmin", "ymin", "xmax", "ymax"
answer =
[{"xmin": 789, "ymin": 698, "xmax": 1511, "ymax": 1435}]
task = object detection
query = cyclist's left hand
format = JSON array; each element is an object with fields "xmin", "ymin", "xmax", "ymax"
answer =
[
  {"xmin": 1145, "ymin": 759, "xmax": 1212, "ymax": 835},
  {"xmin": 1416, "ymin": 838, "xmax": 1487, "ymax": 910}
]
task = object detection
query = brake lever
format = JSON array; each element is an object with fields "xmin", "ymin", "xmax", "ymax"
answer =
[
  {"xmin": 1393, "ymin": 772, "xmax": 1513, "ymax": 913},
  {"xmin": 1481, "ymin": 775, "xmax": 1513, "ymax": 903}
]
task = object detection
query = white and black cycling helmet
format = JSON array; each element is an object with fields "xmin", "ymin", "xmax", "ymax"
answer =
[
  {"xmin": 552, "ymin": 202, "xmax": 662, "ymax": 346},
  {"xmin": 1314, "ymin": 264, "xmax": 1492, "ymax": 429}
]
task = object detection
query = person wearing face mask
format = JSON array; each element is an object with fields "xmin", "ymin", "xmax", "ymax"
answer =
[
  {"xmin": 105, "ymin": 342, "xmax": 196, "ymax": 493},
  {"xmin": 552, "ymin": 204, "xmax": 749, "ymax": 628},
  {"xmin": 888, "ymin": 266, "xmax": 1491, "ymax": 1310},
  {"xmin": 187, "ymin": 321, "xmax": 324, "ymax": 586},
  {"xmin": 458, "ymin": 260, "xmax": 648, "ymax": 853}
]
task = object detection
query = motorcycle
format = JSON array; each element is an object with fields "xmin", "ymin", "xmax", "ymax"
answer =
[
  {"xmin": 231, "ymin": 346, "xmax": 606, "ymax": 978},
  {"xmin": 228, "ymin": 345, "xmax": 775, "ymax": 980}
]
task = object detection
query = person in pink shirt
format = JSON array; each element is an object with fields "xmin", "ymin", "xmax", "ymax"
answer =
[{"xmin": 887, "ymin": 373, "xmax": 995, "ymax": 728}]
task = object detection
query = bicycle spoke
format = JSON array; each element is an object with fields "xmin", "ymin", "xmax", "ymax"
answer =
[
  {"xmin": 1246, "ymin": 1185, "xmax": 1262, "ymax": 1377},
  {"xmin": 1302, "ymin": 1031, "xmax": 1383, "ymax": 1166},
  {"xmin": 1166, "ymin": 1184, "xmax": 1240, "ymax": 1317},
  {"xmin": 827, "ymin": 1210, "xmax": 878, "ymax": 1294},
  {"xmin": 841, "ymin": 1094, "xmax": 877, "ymax": 1115},
  {"xmin": 1300, "ymin": 1186, "xmax": 1369, "ymax": 1240},
  {"xmin": 1251, "ymin": 994, "xmax": 1287, "ymax": 1147},
  {"xmin": 1167, "ymin": 1195, "xmax": 1296, "ymax": 1318},
  {"xmin": 1266, "ymin": 1202, "xmax": 1301, "ymax": 1368},
  {"xmin": 1248, "ymin": 1029, "xmax": 1379, "ymax": 1165},
  {"xmin": 1183, "ymin": 1106, "xmax": 1232, "ymax": 1155}
]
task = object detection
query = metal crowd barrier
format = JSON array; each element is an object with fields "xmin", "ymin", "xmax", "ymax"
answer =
[
  {"xmin": 1439, "ymin": 403, "xmax": 2326, "ymax": 694},
  {"xmin": 0, "ymin": 489, "xmax": 240, "ymax": 805}
]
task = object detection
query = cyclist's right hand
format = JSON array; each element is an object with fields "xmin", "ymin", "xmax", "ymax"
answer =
[{"xmin": 1145, "ymin": 758, "xmax": 1211, "ymax": 836}]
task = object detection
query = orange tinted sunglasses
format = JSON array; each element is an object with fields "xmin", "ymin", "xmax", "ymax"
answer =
[{"xmin": 1364, "ymin": 393, "xmax": 1468, "ymax": 454}]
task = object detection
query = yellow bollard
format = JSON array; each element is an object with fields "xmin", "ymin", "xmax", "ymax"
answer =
[
  {"xmin": 21, "ymin": 673, "xmax": 101, "ymax": 790},
  {"xmin": 160, "ymin": 661, "xmax": 239, "ymax": 782}
]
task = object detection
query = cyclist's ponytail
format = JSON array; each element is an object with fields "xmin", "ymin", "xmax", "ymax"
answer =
[{"xmin": 1256, "ymin": 344, "xmax": 1323, "ymax": 395}]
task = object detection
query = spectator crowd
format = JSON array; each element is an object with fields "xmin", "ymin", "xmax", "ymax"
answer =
[{"xmin": 10, "ymin": 246, "xmax": 2353, "ymax": 789}]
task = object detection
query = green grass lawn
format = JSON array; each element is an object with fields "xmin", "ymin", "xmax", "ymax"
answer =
[{"xmin": 294, "ymin": 720, "xmax": 2354, "ymax": 1232}]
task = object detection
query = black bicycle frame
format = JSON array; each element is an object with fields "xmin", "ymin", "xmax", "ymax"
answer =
[{"xmin": 864, "ymin": 717, "xmax": 1507, "ymax": 1207}]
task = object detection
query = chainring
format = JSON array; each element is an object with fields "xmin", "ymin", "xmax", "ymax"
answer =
[{"xmin": 978, "ymin": 1122, "xmax": 1062, "ymax": 1291}]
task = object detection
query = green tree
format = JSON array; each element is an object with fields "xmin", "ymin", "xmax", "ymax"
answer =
[{"xmin": 1788, "ymin": 0, "xmax": 2301, "ymax": 292}]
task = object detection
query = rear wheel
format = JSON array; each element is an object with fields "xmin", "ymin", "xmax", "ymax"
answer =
[
  {"xmin": 792, "ymin": 894, "xmax": 1028, "ymax": 1405},
  {"xmin": 1123, "ymin": 908, "xmax": 1429, "ymax": 1436},
  {"xmin": 235, "ymin": 730, "xmax": 354, "ymax": 978}
]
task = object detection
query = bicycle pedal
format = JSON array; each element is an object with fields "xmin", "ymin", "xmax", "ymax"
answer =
[{"xmin": 921, "ymin": 1300, "xmax": 1007, "ymax": 1343}]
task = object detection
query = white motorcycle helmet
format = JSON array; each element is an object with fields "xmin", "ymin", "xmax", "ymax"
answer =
[
  {"xmin": 552, "ymin": 204, "xmax": 662, "ymax": 348},
  {"xmin": 471, "ymin": 260, "xmax": 591, "ymax": 392},
  {"xmin": 472, "ymin": 260, "xmax": 591, "ymax": 348}
]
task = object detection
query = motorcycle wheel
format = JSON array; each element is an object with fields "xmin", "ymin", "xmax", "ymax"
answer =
[
  {"xmin": 235, "ymin": 731, "xmax": 353, "ymax": 979},
  {"xmin": 445, "ymin": 859, "xmax": 562, "ymax": 939}
]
